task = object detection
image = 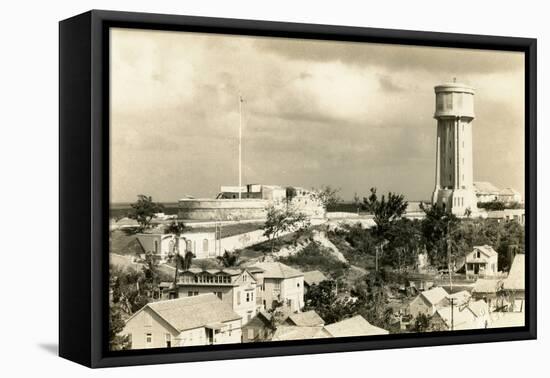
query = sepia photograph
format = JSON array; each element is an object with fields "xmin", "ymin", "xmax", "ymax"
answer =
[{"xmin": 108, "ymin": 27, "xmax": 526, "ymax": 351}]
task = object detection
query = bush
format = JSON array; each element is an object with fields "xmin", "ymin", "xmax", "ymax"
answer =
[{"xmin": 279, "ymin": 241, "xmax": 349, "ymax": 278}]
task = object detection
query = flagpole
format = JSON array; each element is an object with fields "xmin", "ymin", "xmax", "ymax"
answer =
[{"xmin": 238, "ymin": 95, "xmax": 243, "ymax": 200}]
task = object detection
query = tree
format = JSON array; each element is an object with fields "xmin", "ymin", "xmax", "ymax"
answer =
[
  {"xmin": 304, "ymin": 280, "xmax": 359, "ymax": 324},
  {"xmin": 411, "ymin": 313, "xmax": 431, "ymax": 333},
  {"xmin": 109, "ymin": 303, "xmax": 131, "ymax": 350},
  {"xmin": 285, "ymin": 186, "xmax": 297, "ymax": 205},
  {"xmin": 355, "ymin": 271, "xmax": 393, "ymax": 330},
  {"xmin": 262, "ymin": 205, "xmax": 310, "ymax": 254},
  {"xmin": 420, "ymin": 203, "xmax": 459, "ymax": 267},
  {"xmin": 217, "ymin": 250, "xmax": 240, "ymax": 267},
  {"xmin": 384, "ymin": 218, "xmax": 422, "ymax": 272},
  {"xmin": 164, "ymin": 220, "xmax": 188, "ymax": 291},
  {"xmin": 311, "ymin": 185, "xmax": 341, "ymax": 211},
  {"xmin": 128, "ymin": 195, "xmax": 164, "ymax": 231},
  {"xmin": 362, "ymin": 188, "xmax": 408, "ymax": 240}
]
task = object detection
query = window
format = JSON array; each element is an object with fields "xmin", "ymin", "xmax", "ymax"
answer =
[
  {"xmin": 228, "ymin": 324, "xmax": 232, "ymax": 336},
  {"xmin": 248, "ymin": 329, "xmax": 254, "ymax": 339},
  {"xmin": 246, "ymin": 292, "xmax": 251, "ymax": 302},
  {"xmin": 146, "ymin": 333, "xmax": 152, "ymax": 344},
  {"xmin": 128, "ymin": 333, "xmax": 132, "ymax": 348},
  {"xmin": 237, "ymin": 291, "xmax": 241, "ymax": 305},
  {"xmin": 243, "ymin": 274, "xmax": 247, "ymax": 282},
  {"xmin": 188, "ymin": 291, "xmax": 193, "ymax": 297},
  {"xmin": 165, "ymin": 333, "xmax": 172, "ymax": 348},
  {"xmin": 297, "ymin": 282, "xmax": 300, "ymax": 287},
  {"xmin": 203, "ymin": 239, "xmax": 208, "ymax": 252},
  {"xmin": 186, "ymin": 240, "xmax": 192, "ymax": 252},
  {"xmin": 274, "ymin": 281, "xmax": 281, "ymax": 291},
  {"xmin": 154, "ymin": 240, "xmax": 159, "ymax": 253}
]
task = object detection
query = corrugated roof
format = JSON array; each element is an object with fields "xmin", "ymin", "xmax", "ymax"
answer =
[
  {"xmin": 420, "ymin": 287, "xmax": 449, "ymax": 306},
  {"xmin": 144, "ymin": 293, "xmax": 241, "ymax": 332},
  {"xmin": 303, "ymin": 270, "xmax": 328, "ymax": 286},
  {"xmin": 503, "ymin": 254, "xmax": 525, "ymax": 291},
  {"xmin": 324, "ymin": 315, "xmax": 388, "ymax": 337},
  {"xmin": 287, "ymin": 311, "xmax": 325, "ymax": 327},
  {"xmin": 251, "ymin": 262, "xmax": 303, "ymax": 279}
]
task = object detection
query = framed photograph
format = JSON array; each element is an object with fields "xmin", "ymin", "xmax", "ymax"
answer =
[{"xmin": 59, "ymin": 10, "xmax": 536, "ymax": 368}]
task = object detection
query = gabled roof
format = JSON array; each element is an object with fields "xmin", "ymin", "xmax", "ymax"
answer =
[
  {"xmin": 473, "ymin": 181, "xmax": 500, "ymax": 194},
  {"xmin": 272, "ymin": 326, "xmax": 330, "ymax": 341},
  {"xmin": 303, "ymin": 270, "xmax": 328, "ymax": 286},
  {"xmin": 503, "ymin": 254, "xmax": 525, "ymax": 291},
  {"xmin": 435, "ymin": 304, "xmax": 479, "ymax": 330},
  {"xmin": 472, "ymin": 245, "xmax": 498, "ymax": 258},
  {"xmin": 250, "ymin": 262, "xmax": 303, "ymax": 279},
  {"xmin": 132, "ymin": 293, "xmax": 241, "ymax": 332},
  {"xmin": 420, "ymin": 287, "xmax": 449, "ymax": 306},
  {"xmin": 499, "ymin": 187, "xmax": 520, "ymax": 196},
  {"xmin": 472, "ymin": 279, "xmax": 501, "ymax": 294},
  {"xmin": 323, "ymin": 315, "xmax": 389, "ymax": 337},
  {"xmin": 287, "ymin": 311, "xmax": 325, "ymax": 327}
]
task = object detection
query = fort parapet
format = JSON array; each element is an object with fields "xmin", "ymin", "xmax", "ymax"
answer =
[{"xmin": 178, "ymin": 198, "xmax": 268, "ymax": 221}]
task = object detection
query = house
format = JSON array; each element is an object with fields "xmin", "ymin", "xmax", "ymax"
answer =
[
  {"xmin": 176, "ymin": 267, "xmax": 262, "ymax": 324},
  {"xmin": 241, "ymin": 311, "xmax": 274, "ymax": 343},
  {"xmin": 250, "ymin": 262, "xmax": 304, "ymax": 313},
  {"xmin": 498, "ymin": 188, "xmax": 522, "ymax": 204},
  {"xmin": 465, "ymin": 245, "xmax": 499, "ymax": 277},
  {"xmin": 285, "ymin": 310, "xmax": 325, "ymax": 327},
  {"xmin": 324, "ymin": 315, "xmax": 389, "ymax": 337},
  {"xmin": 473, "ymin": 181, "xmax": 501, "ymax": 203},
  {"xmin": 472, "ymin": 278, "xmax": 502, "ymax": 311},
  {"xmin": 121, "ymin": 294, "xmax": 242, "ymax": 349},
  {"xmin": 409, "ymin": 287, "xmax": 449, "ymax": 317},
  {"xmin": 303, "ymin": 270, "xmax": 328, "ymax": 292},
  {"xmin": 502, "ymin": 254, "xmax": 525, "ymax": 312},
  {"xmin": 136, "ymin": 231, "xmax": 221, "ymax": 261},
  {"xmin": 431, "ymin": 300, "xmax": 490, "ymax": 331},
  {"xmin": 272, "ymin": 325, "xmax": 330, "ymax": 341},
  {"xmin": 486, "ymin": 209, "xmax": 525, "ymax": 226}
]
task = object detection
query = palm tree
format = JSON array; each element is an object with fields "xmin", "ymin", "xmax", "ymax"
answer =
[
  {"xmin": 164, "ymin": 221, "xmax": 187, "ymax": 295},
  {"xmin": 217, "ymin": 250, "xmax": 240, "ymax": 267}
]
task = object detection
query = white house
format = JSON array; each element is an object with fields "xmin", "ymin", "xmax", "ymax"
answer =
[
  {"xmin": 409, "ymin": 287, "xmax": 450, "ymax": 317},
  {"xmin": 473, "ymin": 181, "xmax": 501, "ymax": 203},
  {"xmin": 431, "ymin": 300, "xmax": 491, "ymax": 331},
  {"xmin": 250, "ymin": 262, "xmax": 304, "ymax": 313},
  {"xmin": 122, "ymin": 294, "xmax": 242, "ymax": 350},
  {"xmin": 176, "ymin": 267, "xmax": 262, "ymax": 324},
  {"xmin": 498, "ymin": 188, "xmax": 522, "ymax": 204},
  {"xmin": 465, "ymin": 245, "xmax": 499, "ymax": 277}
]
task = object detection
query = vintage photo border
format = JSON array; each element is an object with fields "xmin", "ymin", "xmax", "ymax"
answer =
[{"xmin": 59, "ymin": 10, "xmax": 536, "ymax": 368}]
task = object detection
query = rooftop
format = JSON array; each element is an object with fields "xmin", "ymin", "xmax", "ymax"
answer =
[
  {"xmin": 503, "ymin": 254, "xmax": 525, "ymax": 291},
  {"xmin": 250, "ymin": 262, "xmax": 303, "ymax": 279},
  {"xmin": 420, "ymin": 287, "xmax": 449, "ymax": 306},
  {"xmin": 138, "ymin": 293, "xmax": 241, "ymax": 332},
  {"xmin": 474, "ymin": 181, "xmax": 501, "ymax": 194},
  {"xmin": 272, "ymin": 326, "xmax": 329, "ymax": 341},
  {"xmin": 287, "ymin": 311, "xmax": 325, "ymax": 327},
  {"xmin": 472, "ymin": 278, "xmax": 501, "ymax": 294},
  {"xmin": 324, "ymin": 315, "xmax": 389, "ymax": 337}
]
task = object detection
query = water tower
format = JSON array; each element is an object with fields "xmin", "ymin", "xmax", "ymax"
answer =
[{"xmin": 431, "ymin": 81, "xmax": 478, "ymax": 216}]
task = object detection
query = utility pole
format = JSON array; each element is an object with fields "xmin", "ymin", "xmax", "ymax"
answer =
[
  {"xmin": 449, "ymin": 297, "xmax": 455, "ymax": 331},
  {"xmin": 238, "ymin": 95, "xmax": 243, "ymax": 200},
  {"xmin": 446, "ymin": 219, "xmax": 453, "ymax": 292}
]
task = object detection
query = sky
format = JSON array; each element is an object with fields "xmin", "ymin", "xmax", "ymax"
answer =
[{"xmin": 110, "ymin": 28, "xmax": 525, "ymax": 203}]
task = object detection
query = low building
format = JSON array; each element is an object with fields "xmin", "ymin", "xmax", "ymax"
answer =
[
  {"xmin": 136, "ymin": 231, "xmax": 221, "ymax": 261},
  {"xmin": 285, "ymin": 310, "xmax": 325, "ymax": 327},
  {"xmin": 121, "ymin": 294, "xmax": 242, "ymax": 349},
  {"xmin": 465, "ymin": 245, "xmax": 499, "ymax": 277},
  {"xmin": 409, "ymin": 287, "xmax": 450, "ymax": 317},
  {"xmin": 502, "ymin": 254, "xmax": 525, "ymax": 312},
  {"xmin": 303, "ymin": 270, "xmax": 328, "ymax": 292},
  {"xmin": 176, "ymin": 268, "xmax": 262, "ymax": 324},
  {"xmin": 498, "ymin": 188, "xmax": 522, "ymax": 204},
  {"xmin": 431, "ymin": 300, "xmax": 490, "ymax": 331},
  {"xmin": 447, "ymin": 290, "xmax": 472, "ymax": 306},
  {"xmin": 250, "ymin": 262, "xmax": 305, "ymax": 313},
  {"xmin": 323, "ymin": 315, "xmax": 389, "ymax": 337},
  {"xmin": 474, "ymin": 181, "xmax": 501, "ymax": 203},
  {"xmin": 486, "ymin": 209, "xmax": 525, "ymax": 225},
  {"xmin": 241, "ymin": 311, "xmax": 274, "ymax": 343},
  {"xmin": 472, "ymin": 278, "xmax": 502, "ymax": 311}
]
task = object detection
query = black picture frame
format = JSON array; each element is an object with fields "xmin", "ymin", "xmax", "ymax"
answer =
[{"xmin": 59, "ymin": 9, "xmax": 537, "ymax": 368}]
